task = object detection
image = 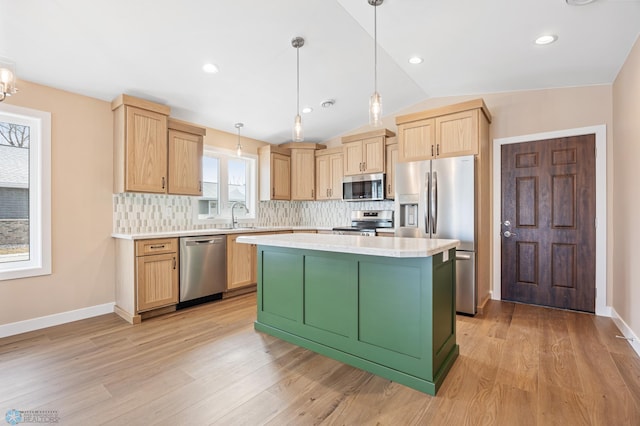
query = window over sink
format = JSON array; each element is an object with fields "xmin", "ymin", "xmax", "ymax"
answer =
[{"xmin": 194, "ymin": 147, "xmax": 257, "ymax": 224}]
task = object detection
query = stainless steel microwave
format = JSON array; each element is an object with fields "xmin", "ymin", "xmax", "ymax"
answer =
[{"xmin": 342, "ymin": 173, "xmax": 385, "ymax": 201}]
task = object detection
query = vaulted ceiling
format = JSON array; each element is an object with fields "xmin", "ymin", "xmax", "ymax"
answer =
[{"xmin": 2, "ymin": 0, "xmax": 639, "ymax": 143}]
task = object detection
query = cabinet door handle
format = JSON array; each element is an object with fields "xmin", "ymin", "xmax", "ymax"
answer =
[
  {"xmin": 387, "ymin": 184, "xmax": 391, "ymax": 193},
  {"xmin": 162, "ymin": 176, "xmax": 166, "ymax": 189},
  {"xmin": 326, "ymin": 188, "xmax": 329, "ymax": 197},
  {"xmin": 150, "ymin": 245, "xmax": 165, "ymax": 249},
  {"xmin": 436, "ymin": 144, "xmax": 440, "ymax": 156},
  {"xmin": 173, "ymin": 257, "xmax": 177, "ymax": 269},
  {"xmin": 311, "ymin": 188, "xmax": 314, "ymax": 198},
  {"xmin": 272, "ymin": 187, "xmax": 275, "ymax": 197},
  {"xmin": 431, "ymin": 145, "xmax": 434, "ymax": 157},
  {"xmin": 199, "ymin": 181, "xmax": 202, "ymax": 192},
  {"xmin": 363, "ymin": 162, "xmax": 366, "ymax": 171}
]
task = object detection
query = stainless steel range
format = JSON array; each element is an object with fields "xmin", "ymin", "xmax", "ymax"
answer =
[{"xmin": 332, "ymin": 210, "xmax": 394, "ymax": 236}]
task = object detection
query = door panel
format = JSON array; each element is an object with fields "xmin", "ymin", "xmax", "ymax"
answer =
[{"xmin": 501, "ymin": 135, "xmax": 596, "ymax": 312}]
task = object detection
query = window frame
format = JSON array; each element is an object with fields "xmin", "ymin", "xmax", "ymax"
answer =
[
  {"xmin": 193, "ymin": 147, "xmax": 258, "ymax": 225},
  {"xmin": 0, "ymin": 104, "xmax": 51, "ymax": 281}
]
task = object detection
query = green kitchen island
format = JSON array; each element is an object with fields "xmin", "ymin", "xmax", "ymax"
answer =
[{"xmin": 236, "ymin": 233, "xmax": 460, "ymax": 395}]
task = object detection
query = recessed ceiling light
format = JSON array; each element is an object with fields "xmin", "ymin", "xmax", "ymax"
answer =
[
  {"xmin": 202, "ymin": 63, "xmax": 219, "ymax": 73},
  {"xmin": 302, "ymin": 106, "xmax": 313, "ymax": 114},
  {"xmin": 535, "ymin": 35, "xmax": 558, "ymax": 45},
  {"xmin": 408, "ymin": 56, "xmax": 423, "ymax": 65},
  {"xmin": 566, "ymin": 0, "xmax": 596, "ymax": 5}
]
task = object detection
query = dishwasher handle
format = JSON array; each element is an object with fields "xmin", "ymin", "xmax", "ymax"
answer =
[{"xmin": 185, "ymin": 237, "xmax": 225, "ymax": 246}]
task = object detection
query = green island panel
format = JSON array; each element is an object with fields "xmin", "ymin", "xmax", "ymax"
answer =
[
  {"xmin": 304, "ymin": 254, "xmax": 358, "ymax": 338},
  {"xmin": 358, "ymin": 261, "xmax": 423, "ymax": 358},
  {"xmin": 261, "ymin": 250, "xmax": 303, "ymax": 322}
]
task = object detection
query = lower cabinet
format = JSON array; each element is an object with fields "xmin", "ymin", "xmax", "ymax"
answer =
[
  {"xmin": 115, "ymin": 238, "xmax": 179, "ymax": 324},
  {"xmin": 226, "ymin": 232, "xmax": 286, "ymax": 292}
]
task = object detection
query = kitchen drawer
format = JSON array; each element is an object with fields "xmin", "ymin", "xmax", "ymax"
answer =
[{"xmin": 135, "ymin": 238, "xmax": 178, "ymax": 256}]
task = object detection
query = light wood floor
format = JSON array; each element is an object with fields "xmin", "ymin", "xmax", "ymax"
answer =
[{"xmin": 1, "ymin": 294, "xmax": 639, "ymax": 425}]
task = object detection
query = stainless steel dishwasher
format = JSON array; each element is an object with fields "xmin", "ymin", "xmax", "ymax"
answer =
[{"xmin": 179, "ymin": 235, "xmax": 227, "ymax": 306}]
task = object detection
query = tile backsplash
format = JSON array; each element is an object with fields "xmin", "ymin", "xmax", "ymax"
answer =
[{"xmin": 113, "ymin": 193, "xmax": 395, "ymax": 234}]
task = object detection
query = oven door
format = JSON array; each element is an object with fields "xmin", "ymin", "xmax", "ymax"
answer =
[{"xmin": 342, "ymin": 173, "xmax": 385, "ymax": 201}]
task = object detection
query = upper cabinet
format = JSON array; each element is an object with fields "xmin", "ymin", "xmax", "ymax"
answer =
[
  {"xmin": 113, "ymin": 95, "xmax": 170, "ymax": 193},
  {"xmin": 385, "ymin": 138, "xmax": 398, "ymax": 199},
  {"xmin": 112, "ymin": 95, "xmax": 206, "ymax": 196},
  {"xmin": 281, "ymin": 142, "xmax": 326, "ymax": 201},
  {"xmin": 259, "ymin": 145, "xmax": 291, "ymax": 201},
  {"xmin": 396, "ymin": 99, "xmax": 492, "ymax": 162},
  {"xmin": 342, "ymin": 128, "xmax": 395, "ymax": 176},
  {"xmin": 396, "ymin": 118, "xmax": 436, "ymax": 162},
  {"xmin": 167, "ymin": 119, "xmax": 205, "ymax": 196},
  {"xmin": 315, "ymin": 147, "xmax": 343, "ymax": 201}
]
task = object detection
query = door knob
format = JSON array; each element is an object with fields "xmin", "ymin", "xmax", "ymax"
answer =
[{"xmin": 503, "ymin": 230, "xmax": 517, "ymax": 238}]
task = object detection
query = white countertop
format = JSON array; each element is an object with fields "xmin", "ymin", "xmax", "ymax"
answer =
[
  {"xmin": 236, "ymin": 233, "xmax": 459, "ymax": 258},
  {"xmin": 111, "ymin": 226, "xmax": 331, "ymax": 240}
]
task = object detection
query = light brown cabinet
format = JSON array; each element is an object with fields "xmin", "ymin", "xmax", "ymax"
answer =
[
  {"xmin": 112, "ymin": 95, "xmax": 206, "ymax": 196},
  {"xmin": 226, "ymin": 231, "xmax": 288, "ymax": 293},
  {"xmin": 397, "ymin": 118, "xmax": 436, "ymax": 162},
  {"xmin": 115, "ymin": 237, "xmax": 179, "ymax": 324},
  {"xmin": 278, "ymin": 143, "xmax": 327, "ymax": 201},
  {"xmin": 227, "ymin": 233, "xmax": 259, "ymax": 291},
  {"xmin": 341, "ymin": 129, "xmax": 395, "ymax": 176},
  {"xmin": 290, "ymin": 148, "xmax": 317, "ymax": 200},
  {"xmin": 259, "ymin": 145, "xmax": 291, "ymax": 201},
  {"xmin": 113, "ymin": 95, "xmax": 170, "ymax": 193},
  {"xmin": 315, "ymin": 147, "xmax": 343, "ymax": 200},
  {"xmin": 385, "ymin": 141, "xmax": 398, "ymax": 199},
  {"xmin": 396, "ymin": 99, "xmax": 489, "ymax": 162},
  {"xmin": 435, "ymin": 109, "xmax": 479, "ymax": 158},
  {"xmin": 167, "ymin": 119, "xmax": 205, "ymax": 196}
]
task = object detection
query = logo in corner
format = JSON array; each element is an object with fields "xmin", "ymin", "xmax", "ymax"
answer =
[{"xmin": 5, "ymin": 410, "xmax": 22, "ymax": 425}]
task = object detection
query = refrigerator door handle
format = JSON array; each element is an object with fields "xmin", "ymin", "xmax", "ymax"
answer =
[
  {"xmin": 425, "ymin": 172, "xmax": 430, "ymax": 234},
  {"xmin": 431, "ymin": 171, "xmax": 438, "ymax": 234}
]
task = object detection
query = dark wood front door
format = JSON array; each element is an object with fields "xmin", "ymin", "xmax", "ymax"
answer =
[{"xmin": 501, "ymin": 135, "xmax": 596, "ymax": 312}]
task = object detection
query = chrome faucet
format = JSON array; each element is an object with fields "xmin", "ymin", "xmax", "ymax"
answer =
[{"xmin": 231, "ymin": 201, "xmax": 248, "ymax": 228}]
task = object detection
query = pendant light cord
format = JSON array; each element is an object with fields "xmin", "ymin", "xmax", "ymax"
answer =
[
  {"xmin": 296, "ymin": 44, "xmax": 300, "ymax": 115},
  {"xmin": 374, "ymin": 3, "xmax": 378, "ymax": 93}
]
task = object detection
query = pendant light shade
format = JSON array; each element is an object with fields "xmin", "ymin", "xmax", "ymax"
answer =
[
  {"xmin": 292, "ymin": 37, "xmax": 304, "ymax": 142},
  {"xmin": 235, "ymin": 123, "xmax": 243, "ymax": 157},
  {"xmin": 368, "ymin": 0, "xmax": 383, "ymax": 127},
  {"xmin": 369, "ymin": 91, "xmax": 382, "ymax": 127},
  {"xmin": 0, "ymin": 57, "xmax": 17, "ymax": 102}
]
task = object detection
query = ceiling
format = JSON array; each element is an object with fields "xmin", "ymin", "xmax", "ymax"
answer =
[{"xmin": 1, "ymin": 0, "xmax": 639, "ymax": 144}]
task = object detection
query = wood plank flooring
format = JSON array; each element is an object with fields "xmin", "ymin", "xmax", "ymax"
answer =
[{"xmin": 1, "ymin": 294, "xmax": 639, "ymax": 425}]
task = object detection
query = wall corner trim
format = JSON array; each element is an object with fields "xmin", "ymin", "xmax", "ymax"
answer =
[{"xmin": 0, "ymin": 302, "xmax": 116, "ymax": 339}]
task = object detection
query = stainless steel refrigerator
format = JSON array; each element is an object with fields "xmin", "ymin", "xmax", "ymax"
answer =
[{"xmin": 394, "ymin": 156, "xmax": 477, "ymax": 315}]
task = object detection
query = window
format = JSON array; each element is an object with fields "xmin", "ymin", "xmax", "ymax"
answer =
[
  {"xmin": 0, "ymin": 104, "xmax": 51, "ymax": 280},
  {"xmin": 195, "ymin": 148, "xmax": 257, "ymax": 224}
]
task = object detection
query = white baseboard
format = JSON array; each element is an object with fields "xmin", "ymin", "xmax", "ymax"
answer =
[
  {"xmin": 0, "ymin": 302, "xmax": 115, "ymax": 339},
  {"xmin": 610, "ymin": 308, "xmax": 640, "ymax": 357}
]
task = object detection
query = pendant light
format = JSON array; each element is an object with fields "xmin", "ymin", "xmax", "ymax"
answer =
[
  {"xmin": 235, "ymin": 123, "xmax": 243, "ymax": 157},
  {"xmin": 292, "ymin": 36, "xmax": 304, "ymax": 142},
  {"xmin": 0, "ymin": 57, "xmax": 17, "ymax": 102},
  {"xmin": 368, "ymin": 0, "xmax": 383, "ymax": 127}
]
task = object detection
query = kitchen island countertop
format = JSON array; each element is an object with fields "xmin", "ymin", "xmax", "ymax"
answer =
[{"xmin": 237, "ymin": 233, "xmax": 459, "ymax": 258}]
